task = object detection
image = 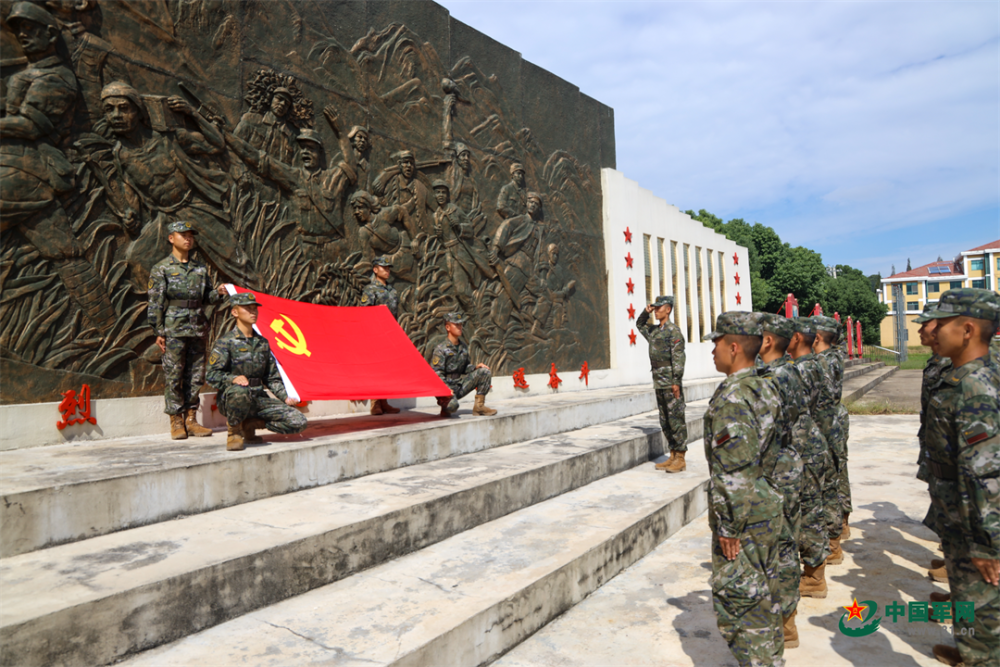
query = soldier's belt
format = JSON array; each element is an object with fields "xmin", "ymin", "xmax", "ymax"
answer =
[
  {"xmin": 928, "ymin": 460, "xmax": 958, "ymax": 481},
  {"xmin": 245, "ymin": 378, "xmax": 263, "ymax": 387},
  {"xmin": 650, "ymin": 360, "xmax": 673, "ymax": 370},
  {"xmin": 168, "ymin": 299, "xmax": 202, "ymax": 308}
]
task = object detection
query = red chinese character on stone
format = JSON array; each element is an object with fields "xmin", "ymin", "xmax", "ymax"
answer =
[
  {"xmin": 548, "ymin": 363, "xmax": 562, "ymax": 389},
  {"xmin": 513, "ymin": 367, "xmax": 529, "ymax": 389},
  {"xmin": 56, "ymin": 384, "xmax": 97, "ymax": 430},
  {"xmin": 579, "ymin": 361, "xmax": 590, "ymax": 386}
]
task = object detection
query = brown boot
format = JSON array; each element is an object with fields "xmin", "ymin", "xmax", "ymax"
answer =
[
  {"xmin": 184, "ymin": 408, "xmax": 213, "ymax": 437},
  {"xmin": 930, "ymin": 591, "xmax": 951, "ymax": 603},
  {"xmin": 370, "ymin": 399, "xmax": 383, "ymax": 416},
  {"xmin": 226, "ymin": 423, "xmax": 245, "ymax": 451},
  {"xmin": 472, "ymin": 394, "xmax": 497, "ymax": 416},
  {"xmin": 930, "ymin": 558, "xmax": 946, "ymax": 570},
  {"xmin": 170, "ymin": 414, "xmax": 188, "ymax": 440},
  {"xmin": 827, "ymin": 537, "xmax": 843, "ymax": 565},
  {"xmin": 931, "ymin": 645, "xmax": 963, "ymax": 666},
  {"xmin": 783, "ymin": 609, "xmax": 799, "ymax": 649},
  {"xmin": 800, "ymin": 561, "xmax": 828, "ymax": 598},
  {"xmin": 929, "ymin": 565, "xmax": 949, "ymax": 583},
  {"xmin": 655, "ymin": 452, "xmax": 675, "ymax": 470},
  {"xmin": 380, "ymin": 399, "xmax": 400, "ymax": 414},
  {"xmin": 663, "ymin": 450, "xmax": 686, "ymax": 473},
  {"xmin": 242, "ymin": 418, "xmax": 266, "ymax": 444},
  {"xmin": 841, "ymin": 513, "xmax": 851, "ymax": 541}
]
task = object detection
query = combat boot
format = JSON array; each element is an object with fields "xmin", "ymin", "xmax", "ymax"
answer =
[
  {"xmin": 931, "ymin": 645, "xmax": 963, "ymax": 666},
  {"xmin": 472, "ymin": 394, "xmax": 497, "ymax": 416},
  {"xmin": 184, "ymin": 408, "xmax": 213, "ymax": 437},
  {"xmin": 370, "ymin": 399, "xmax": 383, "ymax": 416},
  {"xmin": 170, "ymin": 414, "xmax": 188, "ymax": 440},
  {"xmin": 242, "ymin": 418, "xmax": 266, "ymax": 444},
  {"xmin": 930, "ymin": 558, "xmax": 946, "ymax": 569},
  {"xmin": 226, "ymin": 423, "xmax": 245, "ymax": 451},
  {"xmin": 841, "ymin": 513, "xmax": 851, "ymax": 541},
  {"xmin": 782, "ymin": 609, "xmax": 799, "ymax": 649},
  {"xmin": 663, "ymin": 450, "xmax": 686, "ymax": 473},
  {"xmin": 655, "ymin": 452, "xmax": 676, "ymax": 470},
  {"xmin": 827, "ymin": 537, "xmax": 843, "ymax": 565},
  {"xmin": 800, "ymin": 561, "xmax": 828, "ymax": 598},
  {"xmin": 380, "ymin": 399, "xmax": 400, "ymax": 414},
  {"xmin": 929, "ymin": 565, "xmax": 949, "ymax": 583}
]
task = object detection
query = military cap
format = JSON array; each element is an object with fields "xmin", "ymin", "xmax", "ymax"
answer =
[
  {"xmin": 296, "ymin": 129, "xmax": 323, "ymax": 146},
  {"xmin": 527, "ymin": 191, "xmax": 543, "ymax": 204},
  {"xmin": 702, "ymin": 311, "xmax": 762, "ymax": 341},
  {"xmin": 454, "ymin": 142, "xmax": 470, "ymax": 156},
  {"xmin": 8, "ymin": 2, "xmax": 59, "ymax": 29},
  {"xmin": 914, "ymin": 302, "xmax": 939, "ymax": 324},
  {"xmin": 348, "ymin": 190, "xmax": 379, "ymax": 210},
  {"xmin": 789, "ymin": 317, "xmax": 817, "ymax": 336},
  {"xmin": 811, "ymin": 315, "xmax": 842, "ymax": 341},
  {"xmin": 347, "ymin": 125, "xmax": 369, "ymax": 140},
  {"xmin": 652, "ymin": 295, "xmax": 675, "ymax": 308},
  {"xmin": 431, "ymin": 179, "xmax": 450, "ymax": 191},
  {"xmin": 101, "ymin": 81, "xmax": 143, "ymax": 109},
  {"xmin": 443, "ymin": 312, "xmax": 467, "ymax": 325},
  {"xmin": 919, "ymin": 288, "xmax": 1000, "ymax": 323},
  {"xmin": 229, "ymin": 293, "xmax": 262, "ymax": 308},
  {"xmin": 510, "ymin": 162, "xmax": 525, "ymax": 175},
  {"xmin": 393, "ymin": 149, "xmax": 415, "ymax": 162},
  {"xmin": 759, "ymin": 313, "xmax": 796, "ymax": 340},
  {"xmin": 166, "ymin": 220, "xmax": 197, "ymax": 235},
  {"xmin": 372, "ymin": 256, "xmax": 393, "ymax": 268},
  {"xmin": 272, "ymin": 87, "xmax": 292, "ymax": 99}
]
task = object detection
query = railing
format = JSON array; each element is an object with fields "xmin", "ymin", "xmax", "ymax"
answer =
[{"xmin": 862, "ymin": 345, "xmax": 901, "ymax": 366}]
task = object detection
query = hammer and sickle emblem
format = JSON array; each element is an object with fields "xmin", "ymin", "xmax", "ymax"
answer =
[{"xmin": 270, "ymin": 314, "xmax": 311, "ymax": 357}]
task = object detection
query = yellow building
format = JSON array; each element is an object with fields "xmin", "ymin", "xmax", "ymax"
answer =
[{"xmin": 879, "ymin": 239, "xmax": 999, "ymax": 347}]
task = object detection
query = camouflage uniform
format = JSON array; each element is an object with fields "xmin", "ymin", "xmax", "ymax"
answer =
[
  {"xmin": 359, "ymin": 257, "xmax": 400, "ymax": 319},
  {"xmin": 918, "ymin": 352, "xmax": 952, "ymax": 483},
  {"xmin": 206, "ymin": 321, "xmax": 307, "ymax": 435},
  {"xmin": 148, "ymin": 222, "xmax": 223, "ymax": 416},
  {"xmin": 791, "ymin": 321, "xmax": 833, "ymax": 567},
  {"xmin": 919, "ymin": 289, "xmax": 1000, "ymax": 666},
  {"xmin": 637, "ymin": 297, "xmax": 688, "ymax": 452},
  {"xmin": 759, "ymin": 314, "xmax": 807, "ymax": 617},
  {"xmin": 703, "ymin": 313, "xmax": 786, "ymax": 667},
  {"xmin": 814, "ymin": 316, "xmax": 851, "ymax": 527},
  {"xmin": 431, "ymin": 313, "xmax": 491, "ymax": 413}
]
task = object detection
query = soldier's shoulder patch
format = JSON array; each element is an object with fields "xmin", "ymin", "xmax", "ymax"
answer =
[
  {"xmin": 208, "ymin": 352, "xmax": 219, "ymax": 365},
  {"xmin": 715, "ymin": 427, "xmax": 732, "ymax": 446},
  {"xmin": 360, "ymin": 293, "xmax": 368, "ymax": 303},
  {"xmin": 147, "ymin": 278, "xmax": 154, "ymax": 290},
  {"xmin": 963, "ymin": 424, "xmax": 990, "ymax": 445},
  {"xmin": 432, "ymin": 355, "xmax": 441, "ymax": 366}
]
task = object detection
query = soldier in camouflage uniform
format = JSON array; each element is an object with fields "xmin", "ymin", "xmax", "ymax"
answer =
[
  {"xmin": 916, "ymin": 288, "xmax": 1000, "ymax": 667},
  {"xmin": 206, "ymin": 292, "xmax": 307, "ymax": 451},
  {"xmin": 430, "ymin": 312, "xmax": 497, "ymax": 417},
  {"xmin": 757, "ymin": 313, "xmax": 808, "ymax": 648},
  {"xmin": 788, "ymin": 317, "xmax": 834, "ymax": 598},
  {"xmin": 636, "ymin": 295, "xmax": 688, "ymax": 472},
  {"xmin": 812, "ymin": 315, "xmax": 851, "ymax": 555},
  {"xmin": 148, "ymin": 221, "xmax": 227, "ymax": 439},
  {"xmin": 703, "ymin": 312, "xmax": 786, "ymax": 667},
  {"xmin": 360, "ymin": 256, "xmax": 401, "ymax": 416}
]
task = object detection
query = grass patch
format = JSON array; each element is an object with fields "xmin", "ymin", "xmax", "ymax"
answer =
[{"xmin": 847, "ymin": 400, "xmax": 918, "ymax": 415}]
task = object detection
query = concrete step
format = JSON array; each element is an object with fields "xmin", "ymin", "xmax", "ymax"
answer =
[
  {"xmin": 1, "ymin": 382, "xmax": 719, "ymax": 558},
  {"xmin": 842, "ymin": 360, "xmax": 883, "ymax": 383},
  {"xmin": 118, "ymin": 463, "xmax": 709, "ymax": 667},
  {"xmin": 842, "ymin": 365, "xmax": 898, "ymax": 404},
  {"xmin": 0, "ymin": 405, "xmax": 709, "ymax": 667}
]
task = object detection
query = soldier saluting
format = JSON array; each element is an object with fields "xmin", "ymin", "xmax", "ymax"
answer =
[
  {"xmin": 206, "ymin": 293, "xmax": 307, "ymax": 451},
  {"xmin": 360, "ymin": 256, "xmax": 401, "ymax": 416},
  {"xmin": 636, "ymin": 296, "xmax": 688, "ymax": 472},
  {"xmin": 148, "ymin": 221, "xmax": 226, "ymax": 439}
]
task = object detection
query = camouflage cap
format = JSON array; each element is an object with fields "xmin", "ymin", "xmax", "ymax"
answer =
[
  {"xmin": 914, "ymin": 301, "xmax": 939, "ymax": 324},
  {"xmin": 8, "ymin": 2, "xmax": 59, "ymax": 29},
  {"xmin": 431, "ymin": 179, "xmax": 450, "ymax": 191},
  {"xmin": 702, "ymin": 311, "xmax": 762, "ymax": 341},
  {"xmin": 759, "ymin": 313, "xmax": 796, "ymax": 340},
  {"xmin": 790, "ymin": 317, "xmax": 817, "ymax": 336},
  {"xmin": 372, "ymin": 255, "xmax": 393, "ymax": 268},
  {"xmin": 296, "ymin": 129, "xmax": 323, "ymax": 146},
  {"xmin": 510, "ymin": 162, "xmax": 525, "ymax": 175},
  {"xmin": 166, "ymin": 220, "xmax": 197, "ymax": 235},
  {"xmin": 652, "ymin": 295, "xmax": 675, "ymax": 308},
  {"xmin": 444, "ymin": 312, "xmax": 467, "ymax": 325},
  {"xmin": 811, "ymin": 315, "xmax": 842, "ymax": 339},
  {"xmin": 920, "ymin": 288, "xmax": 1000, "ymax": 323},
  {"xmin": 230, "ymin": 293, "xmax": 262, "ymax": 308}
]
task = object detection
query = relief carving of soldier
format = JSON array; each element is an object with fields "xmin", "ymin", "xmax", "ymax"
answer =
[
  {"xmin": 431, "ymin": 179, "xmax": 493, "ymax": 315},
  {"xmin": 533, "ymin": 243, "xmax": 576, "ymax": 332},
  {"xmin": 488, "ymin": 191, "xmax": 549, "ymax": 329},
  {"xmin": 351, "ymin": 190, "xmax": 416, "ymax": 282},
  {"xmin": 0, "ymin": 2, "xmax": 116, "ymax": 332},
  {"xmin": 495, "ymin": 161, "xmax": 527, "ymax": 221},
  {"xmin": 234, "ymin": 73, "xmax": 311, "ymax": 166},
  {"xmin": 80, "ymin": 81, "xmax": 255, "ymax": 291},
  {"xmin": 344, "ymin": 125, "xmax": 372, "ymax": 193},
  {"xmin": 371, "ymin": 149, "xmax": 434, "ymax": 239}
]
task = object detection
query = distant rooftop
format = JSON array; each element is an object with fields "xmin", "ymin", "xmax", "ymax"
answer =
[
  {"xmin": 962, "ymin": 239, "xmax": 1000, "ymax": 254},
  {"xmin": 887, "ymin": 260, "xmax": 962, "ymax": 280}
]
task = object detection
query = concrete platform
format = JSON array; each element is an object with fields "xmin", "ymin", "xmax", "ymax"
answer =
[
  {"xmin": 493, "ymin": 415, "xmax": 944, "ymax": 667},
  {"xmin": 118, "ymin": 463, "xmax": 709, "ymax": 667},
  {"xmin": 842, "ymin": 365, "xmax": 898, "ymax": 404},
  {"xmin": 0, "ymin": 404, "xmax": 709, "ymax": 667},
  {"xmin": 850, "ymin": 368, "xmax": 922, "ymax": 412}
]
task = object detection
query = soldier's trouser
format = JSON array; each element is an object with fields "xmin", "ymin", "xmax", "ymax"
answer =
[
  {"xmin": 770, "ymin": 449, "xmax": 803, "ymax": 617},
  {"xmin": 655, "ymin": 386, "xmax": 688, "ymax": 452},
  {"xmin": 818, "ymin": 415, "xmax": 842, "ymax": 540},
  {"xmin": 439, "ymin": 368, "xmax": 492, "ymax": 405},
  {"xmin": 711, "ymin": 518, "xmax": 785, "ymax": 667},
  {"xmin": 218, "ymin": 385, "xmax": 307, "ymax": 434},
  {"xmin": 943, "ymin": 537, "xmax": 999, "ymax": 666},
  {"xmin": 833, "ymin": 405, "xmax": 852, "ymax": 516},
  {"xmin": 799, "ymin": 458, "xmax": 830, "ymax": 568},
  {"xmin": 163, "ymin": 336, "xmax": 207, "ymax": 416}
]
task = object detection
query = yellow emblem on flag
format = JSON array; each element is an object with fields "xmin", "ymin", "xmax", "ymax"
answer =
[{"xmin": 270, "ymin": 314, "xmax": 311, "ymax": 357}]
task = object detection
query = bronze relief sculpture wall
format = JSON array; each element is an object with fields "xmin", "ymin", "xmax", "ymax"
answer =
[{"xmin": 0, "ymin": 0, "xmax": 614, "ymax": 404}]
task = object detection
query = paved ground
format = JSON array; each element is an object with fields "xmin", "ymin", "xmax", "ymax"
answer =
[
  {"xmin": 849, "ymin": 369, "xmax": 921, "ymax": 412},
  {"xmin": 495, "ymin": 415, "xmax": 951, "ymax": 666}
]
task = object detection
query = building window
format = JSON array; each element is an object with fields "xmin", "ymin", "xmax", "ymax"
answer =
[
  {"xmin": 972, "ymin": 279, "xmax": 985, "ymax": 289},
  {"xmin": 907, "ymin": 301, "xmax": 920, "ymax": 311},
  {"xmin": 707, "ymin": 250, "xmax": 716, "ymax": 330},
  {"xmin": 927, "ymin": 282, "xmax": 940, "ymax": 293},
  {"xmin": 906, "ymin": 282, "xmax": 918, "ymax": 295},
  {"xmin": 996, "ymin": 256, "xmax": 999, "ymax": 272},
  {"xmin": 695, "ymin": 246, "xmax": 705, "ymax": 340},
  {"xmin": 643, "ymin": 234, "xmax": 652, "ymax": 303},
  {"xmin": 657, "ymin": 238, "xmax": 666, "ymax": 297},
  {"xmin": 970, "ymin": 258, "xmax": 984, "ymax": 272},
  {"xmin": 950, "ymin": 281, "xmax": 963, "ymax": 290},
  {"xmin": 683, "ymin": 243, "xmax": 693, "ymax": 342}
]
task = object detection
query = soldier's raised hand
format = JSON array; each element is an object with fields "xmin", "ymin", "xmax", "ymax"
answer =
[
  {"xmin": 166, "ymin": 96, "xmax": 195, "ymax": 116},
  {"xmin": 645, "ymin": 304, "xmax": 655, "ymax": 314}
]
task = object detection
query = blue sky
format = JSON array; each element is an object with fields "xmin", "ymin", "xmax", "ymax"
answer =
[{"xmin": 440, "ymin": 1, "xmax": 1000, "ymax": 277}]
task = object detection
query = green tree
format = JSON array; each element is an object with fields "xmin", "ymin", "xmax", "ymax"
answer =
[
  {"xmin": 867, "ymin": 272, "xmax": 881, "ymax": 294},
  {"xmin": 824, "ymin": 265, "xmax": 888, "ymax": 344}
]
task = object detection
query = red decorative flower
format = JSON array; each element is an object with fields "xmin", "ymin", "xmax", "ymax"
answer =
[
  {"xmin": 625, "ymin": 252, "xmax": 633, "ymax": 269},
  {"xmin": 626, "ymin": 277, "xmax": 634, "ymax": 294},
  {"xmin": 628, "ymin": 329, "xmax": 637, "ymax": 345},
  {"xmin": 579, "ymin": 362, "xmax": 589, "ymax": 386},
  {"xmin": 624, "ymin": 227, "xmax": 632, "ymax": 243},
  {"xmin": 627, "ymin": 304, "xmax": 636, "ymax": 320},
  {"xmin": 548, "ymin": 363, "xmax": 562, "ymax": 389}
]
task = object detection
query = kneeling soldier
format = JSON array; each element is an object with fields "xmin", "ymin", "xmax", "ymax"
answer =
[
  {"xmin": 360, "ymin": 255, "xmax": 401, "ymax": 416},
  {"xmin": 206, "ymin": 292, "xmax": 307, "ymax": 450},
  {"xmin": 636, "ymin": 295, "xmax": 687, "ymax": 472},
  {"xmin": 149, "ymin": 220, "xmax": 227, "ymax": 439},
  {"xmin": 431, "ymin": 312, "xmax": 497, "ymax": 417}
]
